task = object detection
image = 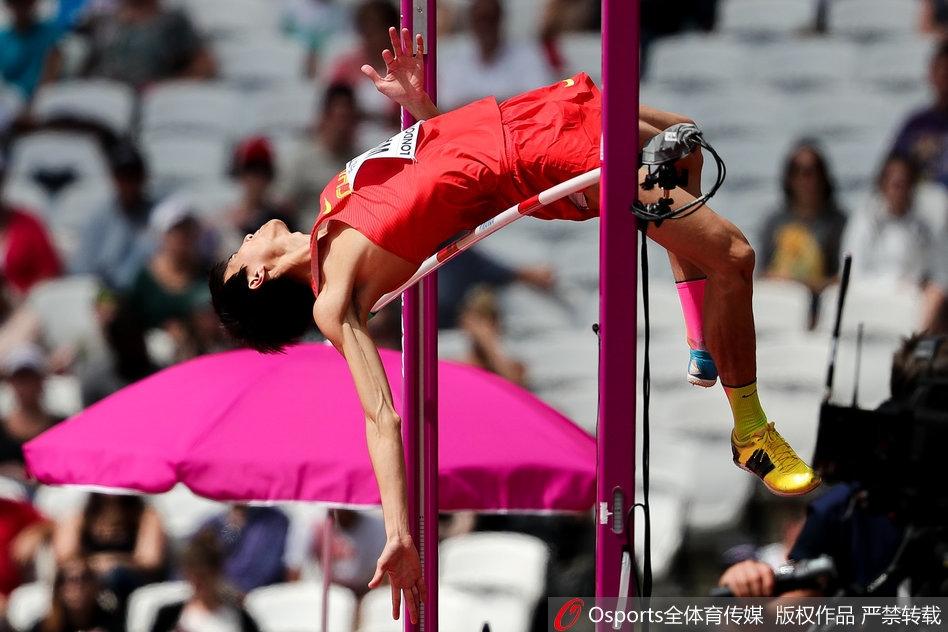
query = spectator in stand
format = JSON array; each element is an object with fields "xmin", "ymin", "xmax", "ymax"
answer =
[
  {"xmin": 124, "ymin": 197, "xmax": 209, "ymax": 332},
  {"xmin": 0, "ymin": 156, "xmax": 62, "ymax": 299},
  {"xmin": 0, "ymin": 344, "xmax": 62, "ymax": 481},
  {"xmin": 54, "ymin": 494, "xmax": 167, "ymax": 605},
  {"xmin": 438, "ymin": 248, "xmax": 554, "ymax": 328},
  {"xmin": 29, "ymin": 557, "xmax": 122, "ymax": 632},
  {"xmin": 539, "ymin": 0, "xmax": 600, "ymax": 74},
  {"xmin": 842, "ymin": 154, "xmax": 933, "ymax": 287},
  {"xmin": 217, "ymin": 137, "xmax": 297, "ymax": 259},
  {"xmin": 327, "ymin": 0, "xmax": 399, "ymax": 122},
  {"xmin": 280, "ymin": 0, "xmax": 349, "ymax": 78},
  {"xmin": 0, "ymin": 495, "xmax": 53, "ymax": 618},
  {"xmin": 438, "ymin": 0, "xmax": 553, "ymax": 109},
  {"xmin": 278, "ymin": 84, "xmax": 360, "ymax": 225},
  {"xmin": 0, "ymin": 0, "xmax": 65, "ymax": 100},
  {"xmin": 889, "ymin": 42, "xmax": 948, "ymax": 188},
  {"xmin": 457, "ymin": 286, "xmax": 527, "ymax": 386},
  {"xmin": 151, "ymin": 532, "xmax": 260, "ymax": 632},
  {"xmin": 81, "ymin": 0, "xmax": 215, "ymax": 90},
  {"xmin": 198, "ymin": 505, "xmax": 289, "ymax": 595},
  {"xmin": 919, "ymin": 0, "xmax": 948, "ymax": 37},
  {"xmin": 311, "ymin": 510, "xmax": 386, "ymax": 598},
  {"xmin": 760, "ymin": 141, "xmax": 847, "ymax": 325},
  {"xmin": 70, "ymin": 141, "xmax": 156, "ymax": 291}
]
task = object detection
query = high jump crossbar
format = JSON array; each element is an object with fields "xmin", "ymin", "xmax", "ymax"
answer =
[{"xmin": 373, "ymin": 168, "xmax": 601, "ymax": 314}]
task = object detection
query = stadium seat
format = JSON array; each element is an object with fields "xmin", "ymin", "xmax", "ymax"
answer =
[
  {"xmin": 784, "ymin": 91, "xmax": 900, "ymax": 140},
  {"xmin": 171, "ymin": 179, "xmax": 241, "ymax": 222},
  {"xmin": 634, "ymin": 490, "xmax": 686, "ymax": 581},
  {"xmin": 0, "ymin": 375, "xmax": 82, "ymax": 419},
  {"xmin": 31, "ymin": 486, "xmax": 89, "ymax": 522},
  {"xmin": 559, "ymin": 33, "xmax": 603, "ymax": 84},
  {"xmin": 497, "ymin": 285, "xmax": 576, "ymax": 339},
  {"xmin": 688, "ymin": 89, "xmax": 789, "ymax": 138},
  {"xmin": 708, "ymin": 137, "xmax": 783, "ymax": 189},
  {"xmin": 823, "ymin": 136, "xmax": 891, "ymax": 191},
  {"xmin": 717, "ymin": 0, "xmax": 815, "ymax": 38},
  {"xmin": 648, "ymin": 35, "xmax": 751, "ymax": 90},
  {"xmin": 140, "ymin": 81, "xmax": 243, "ymax": 140},
  {"xmin": 828, "ymin": 0, "xmax": 917, "ymax": 40},
  {"xmin": 509, "ymin": 329, "xmax": 598, "ymax": 391},
  {"xmin": 440, "ymin": 532, "xmax": 549, "ymax": 602},
  {"xmin": 0, "ymin": 80, "xmax": 25, "ymax": 129},
  {"xmin": 215, "ymin": 38, "xmax": 307, "ymax": 88},
  {"xmin": 757, "ymin": 335, "xmax": 829, "ymax": 393},
  {"xmin": 753, "ymin": 40, "xmax": 858, "ymax": 90},
  {"xmin": 6, "ymin": 582, "xmax": 51, "ymax": 632},
  {"xmin": 148, "ymin": 484, "xmax": 226, "ymax": 541},
  {"xmin": 360, "ymin": 584, "xmax": 487, "ymax": 632},
  {"xmin": 245, "ymin": 582, "xmax": 357, "ymax": 632},
  {"xmin": 817, "ymin": 282, "xmax": 924, "ymax": 341},
  {"xmin": 8, "ymin": 132, "xmax": 109, "ymax": 191},
  {"xmin": 178, "ymin": 0, "xmax": 280, "ymax": 40},
  {"xmin": 26, "ymin": 275, "xmax": 102, "ymax": 351},
  {"xmin": 248, "ymin": 82, "xmax": 319, "ymax": 137},
  {"xmin": 126, "ymin": 581, "xmax": 193, "ymax": 632},
  {"xmin": 856, "ymin": 38, "xmax": 935, "ymax": 92},
  {"xmin": 143, "ymin": 135, "xmax": 230, "ymax": 194},
  {"xmin": 47, "ymin": 182, "xmax": 113, "ymax": 261},
  {"xmin": 33, "ymin": 80, "xmax": 135, "ymax": 134},
  {"xmin": 752, "ymin": 279, "xmax": 814, "ymax": 336},
  {"xmin": 2, "ymin": 178, "xmax": 50, "ymax": 216}
]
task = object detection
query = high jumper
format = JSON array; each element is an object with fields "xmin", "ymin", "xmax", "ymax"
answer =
[{"xmin": 209, "ymin": 27, "xmax": 820, "ymax": 624}]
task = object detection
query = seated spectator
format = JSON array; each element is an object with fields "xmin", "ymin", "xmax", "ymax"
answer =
[
  {"xmin": 0, "ymin": 156, "xmax": 62, "ymax": 299},
  {"xmin": 0, "ymin": 496, "xmax": 53, "ymax": 617},
  {"xmin": 70, "ymin": 141, "xmax": 156, "ymax": 291},
  {"xmin": 842, "ymin": 155, "xmax": 933, "ymax": 287},
  {"xmin": 889, "ymin": 42, "xmax": 948, "ymax": 188},
  {"xmin": 438, "ymin": 248, "xmax": 554, "ymax": 328},
  {"xmin": 198, "ymin": 506, "xmax": 289, "ymax": 595},
  {"xmin": 277, "ymin": 84, "xmax": 360, "ymax": 225},
  {"xmin": 540, "ymin": 0, "xmax": 599, "ymax": 73},
  {"xmin": 438, "ymin": 0, "xmax": 553, "ymax": 109},
  {"xmin": 29, "ymin": 557, "xmax": 122, "ymax": 632},
  {"xmin": 124, "ymin": 197, "xmax": 210, "ymax": 332},
  {"xmin": 0, "ymin": 0, "xmax": 65, "ymax": 100},
  {"xmin": 280, "ymin": 0, "xmax": 349, "ymax": 78},
  {"xmin": 0, "ymin": 344, "xmax": 62, "ymax": 481},
  {"xmin": 216, "ymin": 137, "xmax": 296, "ymax": 259},
  {"xmin": 760, "ymin": 141, "xmax": 847, "ymax": 324},
  {"xmin": 919, "ymin": 0, "xmax": 948, "ymax": 37},
  {"xmin": 151, "ymin": 532, "xmax": 260, "ymax": 632},
  {"xmin": 53, "ymin": 493, "xmax": 167, "ymax": 604},
  {"xmin": 326, "ymin": 0, "xmax": 399, "ymax": 122},
  {"xmin": 311, "ymin": 509, "xmax": 386, "ymax": 598},
  {"xmin": 457, "ymin": 286, "xmax": 527, "ymax": 386},
  {"xmin": 81, "ymin": 0, "xmax": 215, "ymax": 89}
]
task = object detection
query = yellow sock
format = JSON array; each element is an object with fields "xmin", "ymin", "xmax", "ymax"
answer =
[{"xmin": 723, "ymin": 382, "xmax": 768, "ymax": 442}]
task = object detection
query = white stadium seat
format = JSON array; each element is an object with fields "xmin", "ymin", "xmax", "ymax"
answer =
[
  {"xmin": 245, "ymin": 582, "xmax": 357, "ymax": 632},
  {"xmin": 172, "ymin": 179, "xmax": 241, "ymax": 222},
  {"xmin": 6, "ymin": 582, "xmax": 51, "ymax": 632},
  {"xmin": 753, "ymin": 40, "xmax": 858, "ymax": 89},
  {"xmin": 216, "ymin": 38, "xmax": 307, "ymax": 88},
  {"xmin": 148, "ymin": 484, "xmax": 226, "ymax": 540},
  {"xmin": 143, "ymin": 135, "xmax": 229, "ymax": 194},
  {"xmin": 818, "ymin": 282, "xmax": 925, "ymax": 341},
  {"xmin": 248, "ymin": 82, "xmax": 319, "ymax": 137},
  {"xmin": 718, "ymin": 0, "xmax": 815, "ymax": 38},
  {"xmin": 648, "ymin": 35, "xmax": 751, "ymax": 90},
  {"xmin": 828, "ymin": 0, "xmax": 917, "ymax": 39},
  {"xmin": 26, "ymin": 275, "xmax": 102, "ymax": 351},
  {"xmin": 360, "ymin": 585, "xmax": 489, "ymax": 632},
  {"xmin": 856, "ymin": 38, "xmax": 935, "ymax": 92},
  {"xmin": 753, "ymin": 279, "xmax": 816, "ymax": 336},
  {"xmin": 9, "ymin": 131, "xmax": 109, "ymax": 186},
  {"xmin": 141, "ymin": 81, "xmax": 243, "ymax": 140},
  {"xmin": 0, "ymin": 81, "xmax": 25, "ymax": 129},
  {"xmin": 127, "ymin": 582, "xmax": 193, "ymax": 632},
  {"xmin": 440, "ymin": 532, "xmax": 549, "ymax": 601},
  {"xmin": 33, "ymin": 80, "xmax": 135, "ymax": 134},
  {"xmin": 179, "ymin": 0, "xmax": 280, "ymax": 40},
  {"xmin": 559, "ymin": 33, "xmax": 603, "ymax": 84}
]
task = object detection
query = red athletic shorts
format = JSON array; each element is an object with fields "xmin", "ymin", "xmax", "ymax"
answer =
[{"xmin": 498, "ymin": 72, "xmax": 602, "ymax": 221}]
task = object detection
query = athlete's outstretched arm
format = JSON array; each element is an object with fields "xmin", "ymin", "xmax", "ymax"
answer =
[
  {"xmin": 362, "ymin": 27, "xmax": 441, "ymax": 120},
  {"xmin": 313, "ymin": 282, "xmax": 425, "ymax": 624}
]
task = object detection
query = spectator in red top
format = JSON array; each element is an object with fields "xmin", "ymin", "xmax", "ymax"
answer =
[
  {"xmin": 0, "ymin": 497, "xmax": 52, "ymax": 616},
  {"xmin": 0, "ymin": 203, "xmax": 62, "ymax": 297}
]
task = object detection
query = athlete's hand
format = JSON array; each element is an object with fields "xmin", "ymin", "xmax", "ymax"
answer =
[
  {"xmin": 362, "ymin": 27, "xmax": 435, "ymax": 118},
  {"xmin": 368, "ymin": 534, "xmax": 427, "ymax": 623},
  {"xmin": 718, "ymin": 560, "xmax": 776, "ymax": 597}
]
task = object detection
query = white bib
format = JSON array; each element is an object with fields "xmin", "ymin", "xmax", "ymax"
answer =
[{"xmin": 345, "ymin": 120, "xmax": 423, "ymax": 189}]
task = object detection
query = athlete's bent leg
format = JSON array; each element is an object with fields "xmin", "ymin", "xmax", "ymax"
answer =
[{"xmin": 639, "ymin": 177, "xmax": 820, "ymax": 496}]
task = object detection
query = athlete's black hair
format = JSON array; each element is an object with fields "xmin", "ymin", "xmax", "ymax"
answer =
[{"xmin": 209, "ymin": 260, "xmax": 314, "ymax": 353}]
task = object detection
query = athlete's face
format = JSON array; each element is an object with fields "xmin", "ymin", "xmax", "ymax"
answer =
[{"xmin": 224, "ymin": 219, "xmax": 292, "ymax": 290}]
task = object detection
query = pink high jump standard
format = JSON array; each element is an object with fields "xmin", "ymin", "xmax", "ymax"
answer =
[{"xmin": 398, "ymin": 1, "xmax": 639, "ymax": 630}]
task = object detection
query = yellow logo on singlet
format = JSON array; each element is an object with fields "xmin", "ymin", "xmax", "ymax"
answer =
[{"xmin": 562, "ymin": 78, "xmax": 575, "ymax": 87}]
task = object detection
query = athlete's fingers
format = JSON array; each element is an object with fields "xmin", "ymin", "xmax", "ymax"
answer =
[
  {"xmin": 416, "ymin": 577, "xmax": 427, "ymax": 603},
  {"xmin": 391, "ymin": 581, "xmax": 401, "ymax": 620},
  {"xmin": 401, "ymin": 27, "xmax": 412, "ymax": 56},
  {"xmin": 361, "ymin": 64, "xmax": 383, "ymax": 85},
  {"xmin": 389, "ymin": 26, "xmax": 401, "ymax": 57},
  {"xmin": 381, "ymin": 48, "xmax": 396, "ymax": 70},
  {"xmin": 416, "ymin": 33, "xmax": 425, "ymax": 56},
  {"xmin": 405, "ymin": 586, "xmax": 419, "ymax": 624}
]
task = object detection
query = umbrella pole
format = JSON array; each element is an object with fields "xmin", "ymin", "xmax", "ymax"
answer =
[
  {"xmin": 401, "ymin": 0, "xmax": 439, "ymax": 630},
  {"xmin": 596, "ymin": 0, "xmax": 640, "ymax": 624},
  {"xmin": 321, "ymin": 509, "xmax": 333, "ymax": 632}
]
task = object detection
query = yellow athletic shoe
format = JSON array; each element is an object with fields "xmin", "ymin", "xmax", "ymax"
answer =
[{"xmin": 731, "ymin": 422, "xmax": 822, "ymax": 496}]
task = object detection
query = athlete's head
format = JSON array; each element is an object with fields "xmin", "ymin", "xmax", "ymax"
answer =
[{"xmin": 209, "ymin": 219, "xmax": 314, "ymax": 353}]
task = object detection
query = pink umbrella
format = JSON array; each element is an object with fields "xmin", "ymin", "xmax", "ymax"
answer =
[{"xmin": 24, "ymin": 343, "xmax": 594, "ymax": 511}]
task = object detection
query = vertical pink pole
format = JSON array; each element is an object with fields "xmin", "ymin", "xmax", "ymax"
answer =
[
  {"xmin": 596, "ymin": 0, "xmax": 639, "ymax": 617},
  {"xmin": 401, "ymin": 0, "xmax": 438, "ymax": 631}
]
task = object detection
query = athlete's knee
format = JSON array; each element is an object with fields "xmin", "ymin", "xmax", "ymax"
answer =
[{"xmin": 723, "ymin": 234, "xmax": 755, "ymax": 282}]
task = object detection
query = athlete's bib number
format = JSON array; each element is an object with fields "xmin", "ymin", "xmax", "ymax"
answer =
[{"xmin": 345, "ymin": 120, "xmax": 423, "ymax": 189}]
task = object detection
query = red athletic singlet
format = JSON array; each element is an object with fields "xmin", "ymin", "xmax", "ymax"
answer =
[{"xmin": 310, "ymin": 73, "xmax": 602, "ymax": 297}]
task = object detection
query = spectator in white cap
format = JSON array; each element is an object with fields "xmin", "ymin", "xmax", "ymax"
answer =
[{"xmin": 0, "ymin": 343, "xmax": 61, "ymax": 481}]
